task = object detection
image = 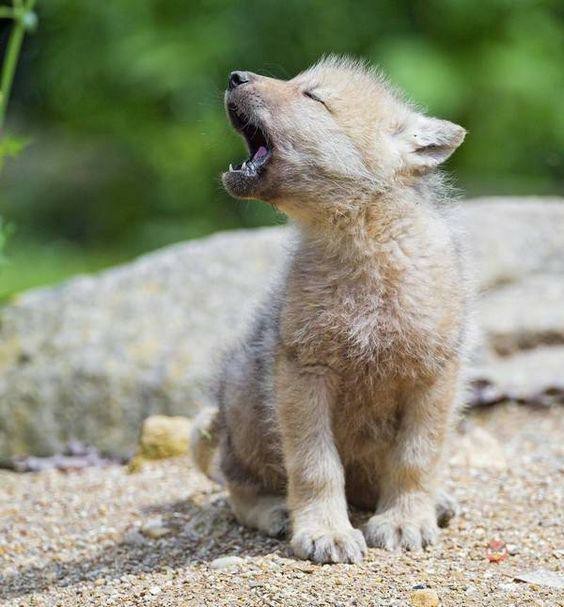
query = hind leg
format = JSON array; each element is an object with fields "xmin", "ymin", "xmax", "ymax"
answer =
[
  {"xmin": 436, "ymin": 489, "xmax": 458, "ymax": 528},
  {"xmin": 228, "ymin": 484, "xmax": 289, "ymax": 537}
]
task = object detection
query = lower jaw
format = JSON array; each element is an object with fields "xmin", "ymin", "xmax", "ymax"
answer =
[{"xmin": 222, "ymin": 172, "xmax": 261, "ymax": 199}]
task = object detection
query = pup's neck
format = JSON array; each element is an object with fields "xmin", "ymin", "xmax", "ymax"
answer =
[{"xmin": 293, "ymin": 179, "xmax": 440, "ymax": 263}]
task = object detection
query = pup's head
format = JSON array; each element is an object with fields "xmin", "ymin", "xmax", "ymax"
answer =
[{"xmin": 222, "ymin": 56, "xmax": 465, "ymax": 218}]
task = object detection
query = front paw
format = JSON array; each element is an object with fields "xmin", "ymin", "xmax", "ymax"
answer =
[
  {"xmin": 364, "ymin": 501, "xmax": 439, "ymax": 551},
  {"xmin": 291, "ymin": 526, "xmax": 367, "ymax": 564}
]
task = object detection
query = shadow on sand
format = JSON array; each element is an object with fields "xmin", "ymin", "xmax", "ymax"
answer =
[{"xmin": 0, "ymin": 492, "xmax": 288, "ymax": 601}]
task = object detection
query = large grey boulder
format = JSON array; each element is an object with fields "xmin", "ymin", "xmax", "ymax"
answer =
[
  {"xmin": 461, "ymin": 199, "xmax": 564, "ymax": 289},
  {"xmin": 1, "ymin": 197, "xmax": 563, "ymax": 459},
  {"xmin": 0, "ymin": 228, "xmax": 289, "ymax": 460}
]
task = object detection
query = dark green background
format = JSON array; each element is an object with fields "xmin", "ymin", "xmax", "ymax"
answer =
[{"xmin": 1, "ymin": 0, "xmax": 563, "ymax": 297}]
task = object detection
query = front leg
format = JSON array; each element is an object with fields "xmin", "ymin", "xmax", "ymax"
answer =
[
  {"xmin": 365, "ymin": 362, "xmax": 460, "ymax": 551},
  {"xmin": 277, "ymin": 356, "xmax": 366, "ymax": 564}
]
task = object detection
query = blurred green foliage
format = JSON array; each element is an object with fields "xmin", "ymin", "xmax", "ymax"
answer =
[
  {"xmin": 1, "ymin": 0, "xmax": 563, "ymax": 297},
  {"xmin": 0, "ymin": 136, "xmax": 26, "ymax": 171},
  {"xmin": 0, "ymin": 0, "xmax": 37, "ymax": 276},
  {"xmin": 0, "ymin": 215, "xmax": 11, "ymax": 265}
]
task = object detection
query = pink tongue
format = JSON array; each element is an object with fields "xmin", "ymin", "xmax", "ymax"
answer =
[{"xmin": 253, "ymin": 146, "xmax": 268, "ymax": 161}]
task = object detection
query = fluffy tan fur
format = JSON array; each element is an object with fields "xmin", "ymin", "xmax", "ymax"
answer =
[{"xmin": 192, "ymin": 56, "xmax": 468, "ymax": 563}]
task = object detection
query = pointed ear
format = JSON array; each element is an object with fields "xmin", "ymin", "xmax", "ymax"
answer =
[{"xmin": 398, "ymin": 114, "xmax": 466, "ymax": 172}]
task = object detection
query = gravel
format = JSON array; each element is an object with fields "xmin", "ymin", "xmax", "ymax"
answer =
[{"xmin": 0, "ymin": 403, "xmax": 562, "ymax": 606}]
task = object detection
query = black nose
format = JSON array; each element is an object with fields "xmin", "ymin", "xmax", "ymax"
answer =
[{"xmin": 228, "ymin": 71, "xmax": 250, "ymax": 90}]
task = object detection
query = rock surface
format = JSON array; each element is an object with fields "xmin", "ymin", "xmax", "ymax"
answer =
[
  {"xmin": 0, "ymin": 228, "xmax": 289, "ymax": 459},
  {"xmin": 0, "ymin": 197, "xmax": 563, "ymax": 458}
]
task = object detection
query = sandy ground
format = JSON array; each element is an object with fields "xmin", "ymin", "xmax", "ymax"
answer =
[{"xmin": 1, "ymin": 404, "xmax": 562, "ymax": 607}]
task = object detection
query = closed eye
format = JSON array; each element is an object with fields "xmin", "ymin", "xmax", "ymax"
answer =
[{"xmin": 303, "ymin": 90, "xmax": 327, "ymax": 106}]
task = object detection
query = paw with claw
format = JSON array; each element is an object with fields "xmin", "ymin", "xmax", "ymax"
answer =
[
  {"xmin": 364, "ymin": 495, "xmax": 439, "ymax": 551},
  {"xmin": 291, "ymin": 525, "xmax": 367, "ymax": 563}
]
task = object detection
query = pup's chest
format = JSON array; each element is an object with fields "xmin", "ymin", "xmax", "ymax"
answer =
[{"xmin": 281, "ymin": 265, "xmax": 443, "ymax": 370}]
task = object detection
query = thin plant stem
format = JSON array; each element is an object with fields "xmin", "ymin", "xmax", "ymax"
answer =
[{"xmin": 0, "ymin": 0, "xmax": 36, "ymax": 130}]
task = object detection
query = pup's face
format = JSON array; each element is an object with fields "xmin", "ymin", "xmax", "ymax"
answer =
[{"xmin": 222, "ymin": 57, "xmax": 465, "ymax": 217}]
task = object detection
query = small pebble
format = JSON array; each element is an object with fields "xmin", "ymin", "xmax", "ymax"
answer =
[
  {"xmin": 141, "ymin": 518, "xmax": 170, "ymax": 539},
  {"xmin": 410, "ymin": 588, "xmax": 440, "ymax": 607},
  {"xmin": 210, "ymin": 556, "xmax": 245, "ymax": 570},
  {"xmin": 499, "ymin": 582, "xmax": 518, "ymax": 592},
  {"xmin": 292, "ymin": 562, "xmax": 315, "ymax": 573},
  {"xmin": 123, "ymin": 529, "xmax": 147, "ymax": 546},
  {"xmin": 149, "ymin": 585, "xmax": 162, "ymax": 595},
  {"xmin": 514, "ymin": 569, "xmax": 564, "ymax": 589},
  {"xmin": 486, "ymin": 539, "xmax": 508, "ymax": 562}
]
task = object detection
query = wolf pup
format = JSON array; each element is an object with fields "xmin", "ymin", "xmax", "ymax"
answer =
[{"xmin": 192, "ymin": 57, "xmax": 467, "ymax": 564}]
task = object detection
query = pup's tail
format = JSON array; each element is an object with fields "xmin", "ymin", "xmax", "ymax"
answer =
[{"xmin": 190, "ymin": 407, "xmax": 223, "ymax": 484}]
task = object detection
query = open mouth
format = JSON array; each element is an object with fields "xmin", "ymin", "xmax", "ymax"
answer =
[{"xmin": 226, "ymin": 103, "xmax": 272, "ymax": 179}]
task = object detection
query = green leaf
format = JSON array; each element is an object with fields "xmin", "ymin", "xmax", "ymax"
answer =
[{"xmin": 0, "ymin": 136, "xmax": 29, "ymax": 171}]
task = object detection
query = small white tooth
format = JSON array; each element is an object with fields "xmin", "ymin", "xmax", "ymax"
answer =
[{"xmin": 229, "ymin": 163, "xmax": 233, "ymax": 172}]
